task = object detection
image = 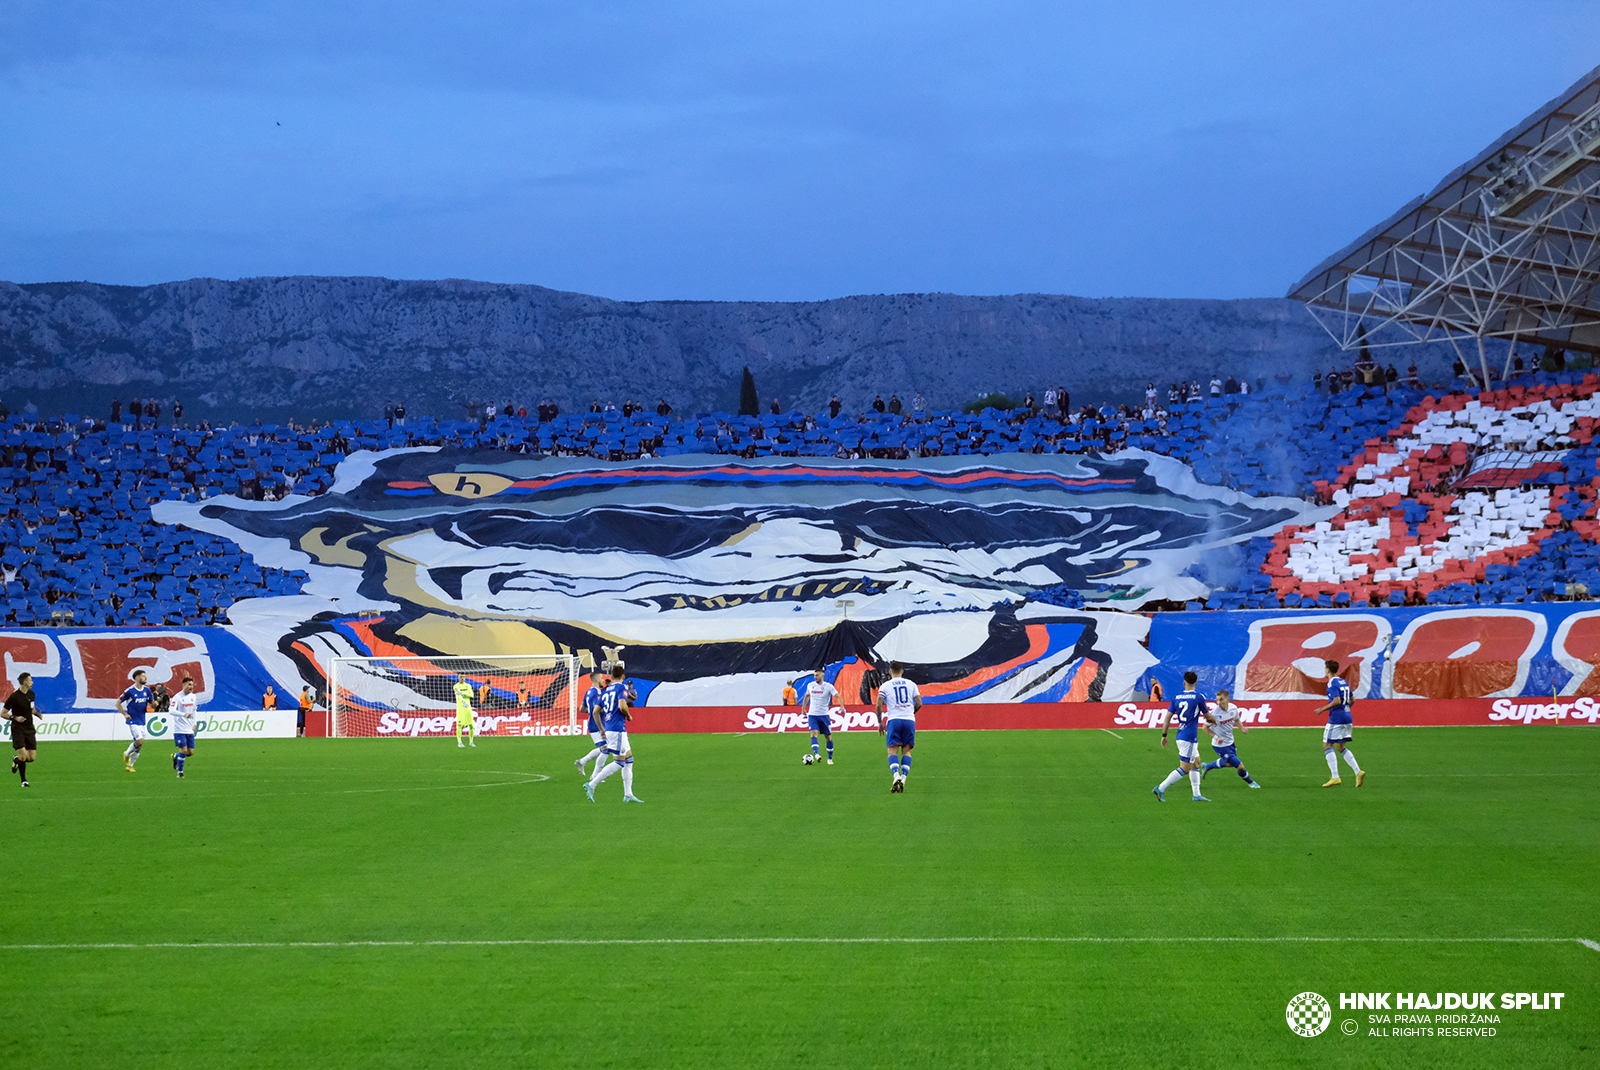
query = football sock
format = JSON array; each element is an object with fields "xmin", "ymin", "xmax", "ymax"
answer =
[
  {"xmin": 811, "ymin": 739, "xmax": 820, "ymax": 757},
  {"xmin": 1158, "ymin": 769, "xmax": 1183, "ymax": 791},
  {"xmin": 16, "ymin": 760, "xmax": 25, "ymax": 783},
  {"xmin": 591, "ymin": 761, "xmax": 621, "ymax": 785},
  {"xmin": 580, "ymin": 746, "xmax": 605, "ymax": 768},
  {"xmin": 1237, "ymin": 766, "xmax": 1253, "ymax": 782},
  {"xmin": 1201, "ymin": 759, "xmax": 1218, "ymax": 772},
  {"xmin": 1188, "ymin": 769, "xmax": 1202, "ymax": 796},
  {"xmin": 621, "ymin": 762, "xmax": 634, "ymax": 795},
  {"xmin": 888, "ymin": 755, "xmax": 900, "ymax": 777},
  {"xmin": 825, "ymin": 738, "xmax": 834, "ymax": 759},
  {"xmin": 124, "ymin": 742, "xmax": 136, "ymax": 758},
  {"xmin": 1325, "ymin": 749, "xmax": 1340, "ymax": 778},
  {"xmin": 1341, "ymin": 749, "xmax": 1362, "ymax": 774},
  {"xmin": 129, "ymin": 744, "xmax": 141, "ymax": 765},
  {"xmin": 176, "ymin": 754, "xmax": 186, "ymax": 773},
  {"xmin": 899, "ymin": 754, "xmax": 911, "ymax": 779}
]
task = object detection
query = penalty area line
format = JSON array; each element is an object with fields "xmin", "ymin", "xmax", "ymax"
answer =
[{"xmin": 0, "ymin": 936, "xmax": 1592, "ymax": 952}]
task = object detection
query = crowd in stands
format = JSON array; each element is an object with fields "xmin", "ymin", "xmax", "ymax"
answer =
[{"xmin": 7, "ymin": 358, "xmax": 1600, "ymax": 626}]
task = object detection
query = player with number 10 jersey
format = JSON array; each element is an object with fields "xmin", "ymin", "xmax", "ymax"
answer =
[{"xmin": 876, "ymin": 662, "xmax": 922, "ymax": 794}]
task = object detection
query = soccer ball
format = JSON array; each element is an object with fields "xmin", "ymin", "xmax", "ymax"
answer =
[{"xmin": 802, "ymin": 753, "xmax": 816, "ymax": 766}]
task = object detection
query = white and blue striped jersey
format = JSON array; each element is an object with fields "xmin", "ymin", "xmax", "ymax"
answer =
[
  {"xmin": 1166, "ymin": 689, "xmax": 1209, "ymax": 743},
  {"xmin": 881, "ymin": 677, "xmax": 920, "ymax": 722}
]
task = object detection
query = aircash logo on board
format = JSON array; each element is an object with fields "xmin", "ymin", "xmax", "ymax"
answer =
[{"xmin": 375, "ymin": 712, "xmax": 587, "ymax": 737}]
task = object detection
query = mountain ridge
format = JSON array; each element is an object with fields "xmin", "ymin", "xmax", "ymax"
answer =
[{"xmin": 0, "ymin": 275, "xmax": 1388, "ymax": 422}]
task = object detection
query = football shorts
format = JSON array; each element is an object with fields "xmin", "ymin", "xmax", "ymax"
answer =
[
  {"xmin": 884, "ymin": 718, "xmax": 915, "ymax": 749},
  {"xmin": 604, "ymin": 729, "xmax": 632, "ymax": 758},
  {"xmin": 126, "ymin": 722, "xmax": 148, "ymax": 742},
  {"xmin": 1176, "ymin": 738, "xmax": 1199, "ymax": 762},
  {"xmin": 1323, "ymin": 723, "xmax": 1354, "ymax": 744},
  {"xmin": 1209, "ymin": 743, "xmax": 1237, "ymax": 761},
  {"xmin": 455, "ymin": 709, "xmax": 474, "ymax": 726},
  {"xmin": 807, "ymin": 714, "xmax": 833, "ymax": 734},
  {"xmin": 590, "ymin": 729, "xmax": 607, "ymax": 746},
  {"xmin": 173, "ymin": 733, "xmax": 196, "ymax": 750},
  {"xmin": 11, "ymin": 726, "xmax": 36, "ymax": 750}
]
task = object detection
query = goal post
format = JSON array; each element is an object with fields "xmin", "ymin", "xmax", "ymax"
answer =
[{"xmin": 326, "ymin": 654, "xmax": 582, "ymax": 739}]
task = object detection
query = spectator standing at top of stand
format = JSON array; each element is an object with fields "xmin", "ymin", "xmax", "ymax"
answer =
[
  {"xmin": 829, "ymin": 395, "xmax": 842, "ymax": 419},
  {"xmin": 888, "ymin": 395, "xmax": 902, "ymax": 415},
  {"xmin": 110, "ymin": 398, "xmax": 121, "ymax": 424},
  {"xmin": 872, "ymin": 396, "xmax": 886, "ymax": 414},
  {"xmin": 172, "ymin": 399, "xmax": 183, "ymax": 426},
  {"xmin": 394, "ymin": 402, "xmax": 406, "ymax": 426},
  {"xmin": 1043, "ymin": 386, "xmax": 1057, "ymax": 416},
  {"xmin": 130, "ymin": 398, "xmax": 142, "ymax": 431},
  {"xmin": 384, "ymin": 402, "xmax": 394, "ymax": 429},
  {"xmin": 912, "ymin": 394, "xmax": 925, "ymax": 420},
  {"xmin": 770, "ymin": 398, "xmax": 781, "ymax": 415},
  {"xmin": 1223, "ymin": 375, "xmax": 1240, "ymax": 396},
  {"xmin": 657, "ymin": 399, "xmax": 673, "ymax": 417},
  {"xmin": 1209, "ymin": 376, "xmax": 1223, "ymax": 398}
]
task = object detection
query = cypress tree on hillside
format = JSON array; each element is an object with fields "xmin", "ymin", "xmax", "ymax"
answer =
[{"xmin": 738, "ymin": 366, "xmax": 760, "ymax": 416}]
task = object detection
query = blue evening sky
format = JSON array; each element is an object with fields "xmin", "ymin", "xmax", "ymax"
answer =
[{"xmin": 2, "ymin": 1, "xmax": 1597, "ymax": 302}]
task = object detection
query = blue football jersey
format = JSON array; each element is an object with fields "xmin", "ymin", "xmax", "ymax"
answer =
[
  {"xmin": 1166, "ymin": 689, "xmax": 1209, "ymax": 742},
  {"xmin": 583, "ymin": 685, "xmax": 603, "ymax": 732},
  {"xmin": 1325, "ymin": 676, "xmax": 1353, "ymax": 725},
  {"xmin": 599, "ymin": 681, "xmax": 630, "ymax": 732},
  {"xmin": 120, "ymin": 684, "xmax": 153, "ymax": 725}
]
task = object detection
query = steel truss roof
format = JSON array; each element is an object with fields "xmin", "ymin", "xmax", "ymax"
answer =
[{"xmin": 1289, "ymin": 64, "xmax": 1600, "ymax": 362}]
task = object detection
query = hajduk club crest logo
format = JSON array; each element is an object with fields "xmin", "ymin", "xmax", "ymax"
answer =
[{"xmin": 1285, "ymin": 991, "xmax": 1332, "ymax": 1037}]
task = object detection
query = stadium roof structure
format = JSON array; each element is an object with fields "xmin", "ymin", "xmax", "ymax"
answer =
[{"xmin": 1289, "ymin": 64, "xmax": 1600, "ymax": 380}]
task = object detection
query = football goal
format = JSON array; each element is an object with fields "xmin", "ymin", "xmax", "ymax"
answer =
[{"xmin": 326, "ymin": 655, "xmax": 582, "ymax": 738}]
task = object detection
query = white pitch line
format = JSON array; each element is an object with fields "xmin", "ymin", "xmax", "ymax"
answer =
[
  {"xmin": 1100, "ymin": 729, "xmax": 1124, "ymax": 739},
  {"xmin": 0, "ymin": 936, "xmax": 1589, "ymax": 952}
]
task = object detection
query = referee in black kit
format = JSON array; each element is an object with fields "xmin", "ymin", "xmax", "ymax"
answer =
[{"xmin": 7, "ymin": 672, "xmax": 42, "ymax": 787}]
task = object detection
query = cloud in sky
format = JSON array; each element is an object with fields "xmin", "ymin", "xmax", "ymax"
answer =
[{"xmin": 3, "ymin": 1, "xmax": 1597, "ymax": 301}]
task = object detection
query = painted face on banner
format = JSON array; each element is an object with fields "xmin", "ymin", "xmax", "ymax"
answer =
[{"xmin": 154, "ymin": 450, "xmax": 1321, "ymax": 687}]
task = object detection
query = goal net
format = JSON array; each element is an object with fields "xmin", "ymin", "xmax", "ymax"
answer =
[{"xmin": 327, "ymin": 655, "xmax": 582, "ymax": 739}]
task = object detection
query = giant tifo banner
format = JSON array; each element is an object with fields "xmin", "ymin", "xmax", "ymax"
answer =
[
  {"xmin": 148, "ymin": 449, "xmax": 1319, "ymax": 708},
  {"xmin": 7, "ymin": 449, "xmax": 1600, "ymax": 719}
]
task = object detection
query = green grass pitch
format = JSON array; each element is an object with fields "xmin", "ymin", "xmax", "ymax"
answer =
[{"xmin": 3, "ymin": 726, "xmax": 1596, "ymax": 1069}]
